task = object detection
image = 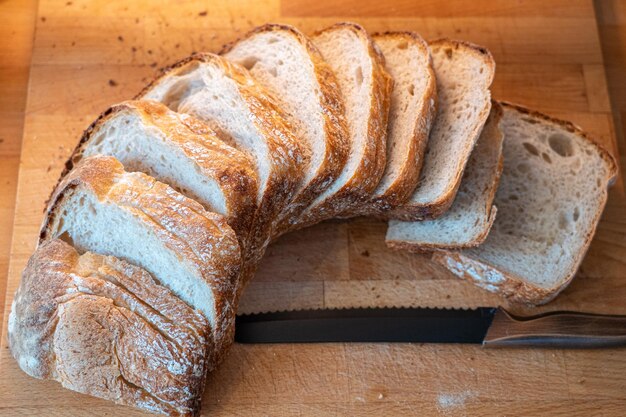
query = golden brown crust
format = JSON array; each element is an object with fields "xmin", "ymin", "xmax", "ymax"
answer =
[
  {"xmin": 390, "ymin": 38, "xmax": 496, "ymax": 221},
  {"xmin": 431, "ymin": 103, "xmax": 618, "ymax": 305},
  {"xmin": 298, "ymin": 22, "xmax": 393, "ymax": 226},
  {"xmin": 221, "ymin": 24, "xmax": 350, "ymax": 238},
  {"xmin": 40, "ymin": 156, "xmax": 241, "ymax": 362},
  {"xmin": 9, "ymin": 239, "xmax": 211, "ymax": 416},
  {"xmin": 137, "ymin": 53, "xmax": 309, "ymax": 292},
  {"xmin": 365, "ymin": 31, "xmax": 438, "ymax": 213},
  {"xmin": 67, "ymin": 100, "xmax": 259, "ymax": 242}
]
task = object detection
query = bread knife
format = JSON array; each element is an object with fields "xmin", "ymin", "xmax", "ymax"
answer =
[{"xmin": 235, "ymin": 307, "xmax": 626, "ymax": 348}]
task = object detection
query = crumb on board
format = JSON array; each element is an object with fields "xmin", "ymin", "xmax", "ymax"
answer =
[
  {"xmin": 438, "ymin": 391, "xmax": 476, "ymax": 410},
  {"xmin": 108, "ymin": 79, "xmax": 118, "ymax": 87}
]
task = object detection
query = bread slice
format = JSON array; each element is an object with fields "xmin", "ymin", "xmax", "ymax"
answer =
[
  {"xmin": 386, "ymin": 102, "xmax": 503, "ymax": 250},
  {"xmin": 359, "ymin": 31, "xmax": 437, "ymax": 214},
  {"xmin": 41, "ymin": 155, "xmax": 241, "ymax": 357},
  {"xmin": 221, "ymin": 24, "xmax": 350, "ymax": 235},
  {"xmin": 137, "ymin": 53, "xmax": 308, "ymax": 281},
  {"xmin": 9, "ymin": 239, "xmax": 211, "ymax": 416},
  {"xmin": 392, "ymin": 39, "xmax": 495, "ymax": 220},
  {"xmin": 432, "ymin": 103, "xmax": 618, "ymax": 304},
  {"xmin": 68, "ymin": 100, "xmax": 258, "ymax": 241},
  {"xmin": 298, "ymin": 23, "xmax": 393, "ymax": 224}
]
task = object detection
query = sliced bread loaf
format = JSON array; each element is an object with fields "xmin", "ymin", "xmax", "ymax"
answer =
[
  {"xmin": 386, "ymin": 102, "xmax": 503, "ymax": 250},
  {"xmin": 40, "ymin": 155, "xmax": 241, "ymax": 357},
  {"xmin": 68, "ymin": 100, "xmax": 258, "ymax": 241},
  {"xmin": 137, "ymin": 53, "xmax": 308, "ymax": 280},
  {"xmin": 298, "ymin": 23, "xmax": 393, "ymax": 224},
  {"xmin": 432, "ymin": 103, "xmax": 618, "ymax": 304},
  {"xmin": 221, "ymin": 24, "xmax": 350, "ymax": 235},
  {"xmin": 360, "ymin": 31, "xmax": 437, "ymax": 214},
  {"xmin": 392, "ymin": 39, "xmax": 495, "ymax": 220},
  {"xmin": 9, "ymin": 239, "xmax": 211, "ymax": 416}
]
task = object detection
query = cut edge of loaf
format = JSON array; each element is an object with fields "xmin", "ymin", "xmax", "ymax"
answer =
[
  {"xmin": 432, "ymin": 102, "xmax": 618, "ymax": 305},
  {"xmin": 390, "ymin": 38, "xmax": 495, "ymax": 221}
]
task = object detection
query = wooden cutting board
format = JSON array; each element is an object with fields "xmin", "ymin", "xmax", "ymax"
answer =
[{"xmin": 2, "ymin": 0, "xmax": 626, "ymax": 415}]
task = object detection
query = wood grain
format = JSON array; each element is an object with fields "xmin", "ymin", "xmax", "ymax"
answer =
[
  {"xmin": 281, "ymin": 0, "xmax": 595, "ymax": 18},
  {"xmin": 1, "ymin": 0, "xmax": 626, "ymax": 416},
  {"xmin": 0, "ymin": 0, "xmax": 37, "ymax": 337}
]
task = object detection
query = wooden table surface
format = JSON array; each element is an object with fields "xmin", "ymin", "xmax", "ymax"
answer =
[{"xmin": 2, "ymin": 1, "xmax": 626, "ymax": 415}]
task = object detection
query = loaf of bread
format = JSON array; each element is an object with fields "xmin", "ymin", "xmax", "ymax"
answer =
[
  {"xmin": 9, "ymin": 22, "xmax": 618, "ymax": 417},
  {"xmin": 9, "ymin": 239, "xmax": 211, "ymax": 416}
]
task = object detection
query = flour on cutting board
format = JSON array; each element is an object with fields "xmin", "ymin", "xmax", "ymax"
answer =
[{"xmin": 437, "ymin": 390, "xmax": 476, "ymax": 410}]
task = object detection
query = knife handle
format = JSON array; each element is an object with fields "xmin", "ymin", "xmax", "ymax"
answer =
[{"xmin": 483, "ymin": 308, "xmax": 626, "ymax": 348}]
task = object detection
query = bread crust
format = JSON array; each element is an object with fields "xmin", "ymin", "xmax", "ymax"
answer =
[
  {"xmin": 390, "ymin": 38, "xmax": 495, "ymax": 221},
  {"xmin": 137, "ymin": 53, "xmax": 309, "ymax": 290},
  {"xmin": 365, "ymin": 31, "xmax": 438, "ymax": 213},
  {"xmin": 41, "ymin": 155, "xmax": 241, "ymax": 361},
  {"xmin": 66, "ymin": 100, "xmax": 259, "ymax": 243},
  {"xmin": 298, "ymin": 22, "xmax": 393, "ymax": 226},
  {"xmin": 221, "ymin": 23, "xmax": 351, "ymax": 238},
  {"xmin": 9, "ymin": 239, "xmax": 211, "ymax": 416},
  {"xmin": 432, "ymin": 103, "xmax": 618, "ymax": 305}
]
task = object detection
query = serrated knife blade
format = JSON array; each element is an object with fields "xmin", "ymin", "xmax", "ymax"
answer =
[{"xmin": 235, "ymin": 307, "xmax": 626, "ymax": 348}]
